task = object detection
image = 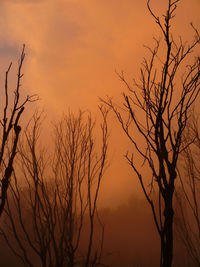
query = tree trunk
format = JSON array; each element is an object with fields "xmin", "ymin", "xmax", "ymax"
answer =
[
  {"xmin": 161, "ymin": 191, "xmax": 174, "ymax": 267},
  {"xmin": 68, "ymin": 254, "xmax": 74, "ymax": 267}
]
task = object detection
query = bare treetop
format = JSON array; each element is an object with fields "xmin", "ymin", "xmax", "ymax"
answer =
[{"xmin": 0, "ymin": 45, "xmax": 38, "ymax": 217}]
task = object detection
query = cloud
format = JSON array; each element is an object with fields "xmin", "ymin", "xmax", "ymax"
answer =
[
  {"xmin": 2, "ymin": 0, "xmax": 198, "ymax": 112},
  {"xmin": 5, "ymin": 0, "xmax": 45, "ymax": 3},
  {"xmin": 0, "ymin": 0, "xmax": 199, "ymax": 205},
  {"xmin": 0, "ymin": 42, "xmax": 18, "ymax": 58}
]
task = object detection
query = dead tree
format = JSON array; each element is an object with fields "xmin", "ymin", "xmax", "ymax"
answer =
[
  {"xmin": 102, "ymin": 0, "xmax": 200, "ymax": 266},
  {"xmin": 0, "ymin": 108, "xmax": 109, "ymax": 267},
  {"xmin": 0, "ymin": 45, "xmax": 37, "ymax": 217},
  {"xmin": 175, "ymin": 111, "xmax": 200, "ymax": 266}
]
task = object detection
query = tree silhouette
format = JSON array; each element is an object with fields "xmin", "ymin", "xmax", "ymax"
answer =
[
  {"xmin": 102, "ymin": 0, "xmax": 200, "ymax": 266},
  {"xmin": 0, "ymin": 45, "xmax": 37, "ymax": 217},
  {"xmin": 0, "ymin": 108, "xmax": 109, "ymax": 267},
  {"xmin": 175, "ymin": 110, "xmax": 200, "ymax": 266}
]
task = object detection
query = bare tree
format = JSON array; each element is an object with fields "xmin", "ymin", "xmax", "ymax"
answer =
[
  {"xmin": 0, "ymin": 108, "xmax": 109, "ymax": 267},
  {"xmin": 102, "ymin": 0, "xmax": 200, "ymax": 266},
  {"xmin": 175, "ymin": 110, "xmax": 200, "ymax": 266},
  {"xmin": 0, "ymin": 45, "xmax": 37, "ymax": 217}
]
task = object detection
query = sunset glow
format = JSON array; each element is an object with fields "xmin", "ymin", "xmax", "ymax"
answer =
[{"xmin": 0, "ymin": 1, "xmax": 200, "ymax": 265}]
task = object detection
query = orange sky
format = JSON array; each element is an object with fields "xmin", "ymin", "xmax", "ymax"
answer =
[{"xmin": 0, "ymin": 0, "xmax": 200, "ymax": 207}]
